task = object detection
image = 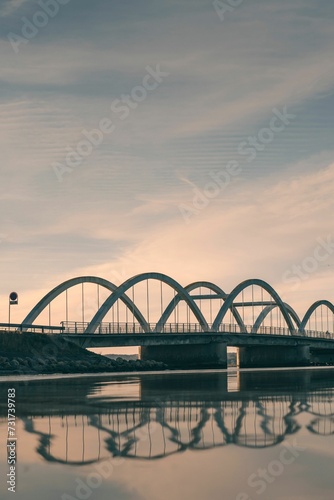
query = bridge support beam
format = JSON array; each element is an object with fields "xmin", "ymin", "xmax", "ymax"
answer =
[
  {"xmin": 238, "ymin": 345, "xmax": 311, "ymax": 369},
  {"xmin": 140, "ymin": 342, "xmax": 228, "ymax": 370}
]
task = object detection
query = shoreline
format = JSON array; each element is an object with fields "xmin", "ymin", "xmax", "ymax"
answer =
[
  {"xmin": 0, "ymin": 331, "xmax": 167, "ymax": 377},
  {"xmin": 1, "ymin": 364, "xmax": 334, "ymax": 382}
]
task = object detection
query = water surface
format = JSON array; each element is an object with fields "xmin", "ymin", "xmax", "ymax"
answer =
[{"xmin": 1, "ymin": 368, "xmax": 334, "ymax": 500}]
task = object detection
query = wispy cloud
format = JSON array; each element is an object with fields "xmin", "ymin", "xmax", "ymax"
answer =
[{"xmin": 0, "ymin": 0, "xmax": 31, "ymax": 17}]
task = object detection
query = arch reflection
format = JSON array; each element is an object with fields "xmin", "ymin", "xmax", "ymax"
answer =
[{"xmin": 14, "ymin": 382, "xmax": 334, "ymax": 464}]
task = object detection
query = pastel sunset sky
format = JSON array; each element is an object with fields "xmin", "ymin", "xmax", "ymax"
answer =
[{"xmin": 0, "ymin": 0, "xmax": 333, "ymax": 326}]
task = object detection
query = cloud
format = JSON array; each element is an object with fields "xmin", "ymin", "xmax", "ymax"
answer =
[
  {"xmin": 0, "ymin": 0, "xmax": 31, "ymax": 17},
  {"xmin": 0, "ymin": 0, "xmax": 333, "ymax": 325}
]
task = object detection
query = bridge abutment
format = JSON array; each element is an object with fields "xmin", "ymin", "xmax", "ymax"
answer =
[
  {"xmin": 238, "ymin": 345, "xmax": 311, "ymax": 368},
  {"xmin": 140, "ymin": 342, "xmax": 228, "ymax": 369}
]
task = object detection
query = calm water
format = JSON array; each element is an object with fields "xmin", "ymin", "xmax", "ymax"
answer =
[{"xmin": 1, "ymin": 368, "xmax": 334, "ymax": 500}]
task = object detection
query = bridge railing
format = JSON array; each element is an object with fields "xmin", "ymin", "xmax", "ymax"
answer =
[
  {"xmin": 59, "ymin": 321, "xmax": 333, "ymax": 339},
  {"xmin": 303, "ymin": 329, "xmax": 334, "ymax": 339},
  {"xmin": 0, "ymin": 322, "xmax": 65, "ymax": 333},
  {"xmin": 60, "ymin": 321, "xmax": 245, "ymax": 334}
]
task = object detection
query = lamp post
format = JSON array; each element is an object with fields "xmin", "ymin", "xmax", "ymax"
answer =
[{"xmin": 8, "ymin": 292, "xmax": 18, "ymax": 330}]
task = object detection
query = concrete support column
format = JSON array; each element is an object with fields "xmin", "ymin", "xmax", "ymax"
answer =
[
  {"xmin": 140, "ymin": 342, "xmax": 228, "ymax": 369},
  {"xmin": 238, "ymin": 345, "xmax": 311, "ymax": 368},
  {"xmin": 140, "ymin": 372, "xmax": 228, "ymax": 396},
  {"xmin": 310, "ymin": 349, "xmax": 334, "ymax": 365}
]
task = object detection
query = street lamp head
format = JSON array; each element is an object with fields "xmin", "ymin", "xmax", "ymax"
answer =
[{"xmin": 9, "ymin": 292, "xmax": 18, "ymax": 305}]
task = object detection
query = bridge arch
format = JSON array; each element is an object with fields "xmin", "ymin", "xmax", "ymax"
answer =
[
  {"xmin": 212, "ymin": 279, "xmax": 296, "ymax": 334},
  {"xmin": 85, "ymin": 273, "xmax": 210, "ymax": 334},
  {"xmin": 299, "ymin": 300, "xmax": 334, "ymax": 333},
  {"xmin": 252, "ymin": 304, "xmax": 302, "ymax": 334},
  {"xmin": 232, "ymin": 400, "xmax": 300, "ymax": 448},
  {"xmin": 154, "ymin": 281, "xmax": 247, "ymax": 333},
  {"xmin": 21, "ymin": 276, "xmax": 150, "ymax": 332},
  {"xmin": 307, "ymin": 419, "xmax": 334, "ymax": 436},
  {"xmin": 23, "ymin": 418, "xmax": 102, "ymax": 466}
]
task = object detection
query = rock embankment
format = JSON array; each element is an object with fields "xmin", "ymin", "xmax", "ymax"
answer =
[{"xmin": 0, "ymin": 331, "xmax": 167, "ymax": 375}]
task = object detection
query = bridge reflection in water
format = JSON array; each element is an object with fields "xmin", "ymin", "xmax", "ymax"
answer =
[{"xmin": 3, "ymin": 370, "xmax": 334, "ymax": 465}]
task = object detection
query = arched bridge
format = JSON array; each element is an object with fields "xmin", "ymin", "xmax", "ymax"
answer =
[{"xmin": 20, "ymin": 273, "xmax": 334, "ymax": 368}]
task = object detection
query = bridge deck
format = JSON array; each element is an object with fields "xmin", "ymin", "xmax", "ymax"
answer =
[{"xmin": 59, "ymin": 332, "xmax": 334, "ymax": 349}]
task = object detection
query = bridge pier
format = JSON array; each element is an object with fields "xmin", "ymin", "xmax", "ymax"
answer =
[
  {"xmin": 140, "ymin": 342, "xmax": 228, "ymax": 370},
  {"xmin": 140, "ymin": 372, "xmax": 228, "ymax": 396},
  {"xmin": 238, "ymin": 345, "xmax": 311, "ymax": 369},
  {"xmin": 238, "ymin": 369, "xmax": 312, "ymax": 391},
  {"xmin": 310, "ymin": 349, "xmax": 334, "ymax": 365}
]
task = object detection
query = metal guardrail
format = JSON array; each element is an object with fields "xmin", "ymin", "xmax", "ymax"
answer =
[
  {"xmin": 59, "ymin": 321, "xmax": 334, "ymax": 339},
  {"xmin": 0, "ymin": 323, "xmax": 65, "ymax": 333},
  {"xmin": 1, "ymin": 321, "xmax": 331, "ymax": 338}
]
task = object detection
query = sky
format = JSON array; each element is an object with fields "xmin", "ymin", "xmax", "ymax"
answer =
[{"xmin": 0, "ymin": 0, "xmax": 334, "ymax": 326}]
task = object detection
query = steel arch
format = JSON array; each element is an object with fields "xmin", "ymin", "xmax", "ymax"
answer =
[
  {"xmin": 23, "ymin": 418, "xmax": 101, "ymax": 466},
  {"xmin": 21, "ymin": 276, "xmax": 150, "ymax": 332},
  {"xmin": 252, "ymin": 304, "xmax": 302, "ymax": 334},
  {"xmin": 212, "ymin": 279, "xmax": 296, "ymax": 334},
  {"xmin": 228, "ymin": 401, "xmax": 300, "ymax": 449},
  {"xmin": 85, "ymin": 272, "xmax": 210, "ymax": 334},
  {"xmin": 299, "ymin": 300, "xmax": 334, "ymax": 333},
  {"xmin": 154, "ymin": 281, "xmax": 247, "ymax": 333}
]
